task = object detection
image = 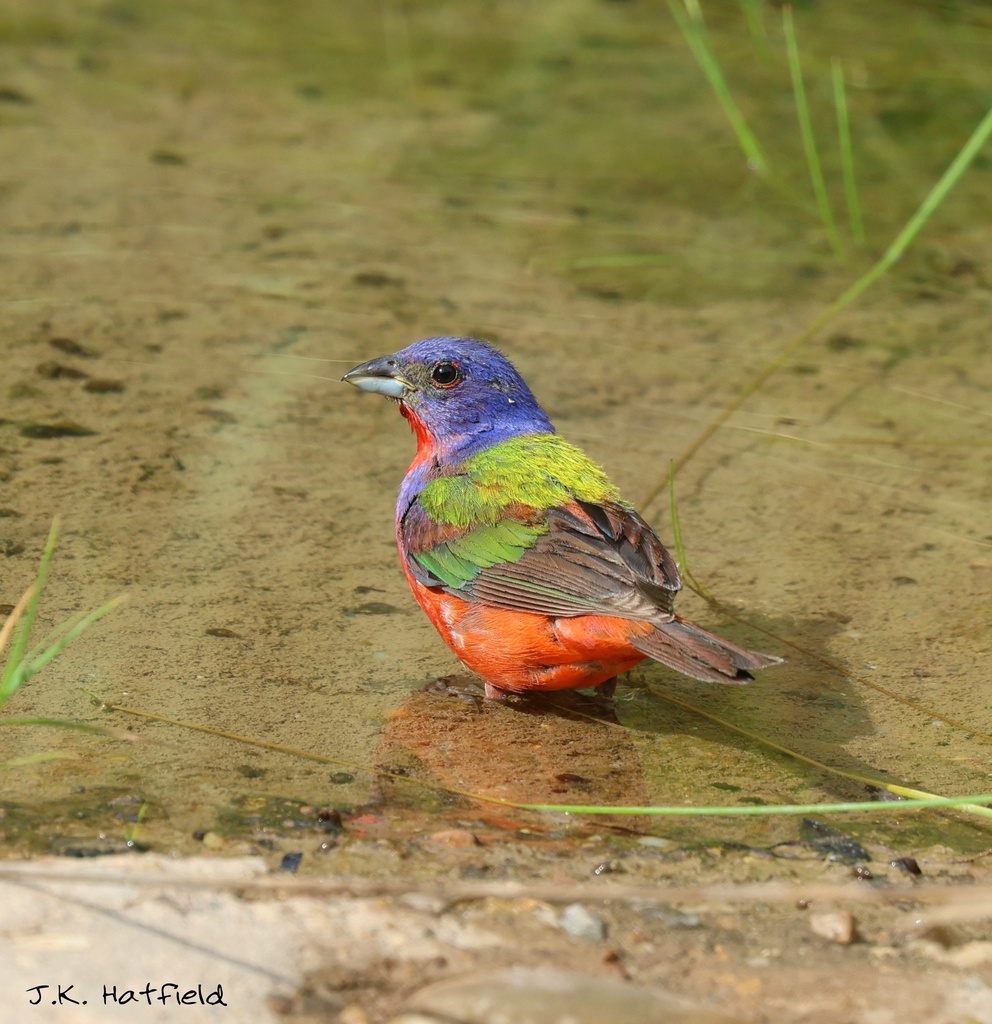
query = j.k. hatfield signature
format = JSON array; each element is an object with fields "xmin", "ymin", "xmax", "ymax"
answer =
[{"xmin": 27, "ymin": 982, "xmax": 227, "ymax": 1007}]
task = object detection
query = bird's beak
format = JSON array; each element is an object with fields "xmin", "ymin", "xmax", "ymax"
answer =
[{"xmin": 342, "ymin": 355, "xmax": 412, "ymax": 398}]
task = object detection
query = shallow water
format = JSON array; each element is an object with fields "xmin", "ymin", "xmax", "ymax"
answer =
[{"xmin": 1, "ymin": 0, "xmax": 991, "ymax": 867}]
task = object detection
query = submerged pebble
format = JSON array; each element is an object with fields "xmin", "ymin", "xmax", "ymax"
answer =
[
  {"xmin": 558, "ymin": 903, "xmax": 607, "ymax": 941},
  {"xmin": 810, "ymin": 910, "xmax": 857, "ymax": 945}
]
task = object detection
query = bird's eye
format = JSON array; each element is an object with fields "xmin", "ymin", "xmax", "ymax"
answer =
[{"xmin": 430, "ymin": 361, "xmax": 462, "ymax": 388}]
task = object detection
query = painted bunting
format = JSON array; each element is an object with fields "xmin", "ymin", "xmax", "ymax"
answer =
[{"xmin": 343, "ymin": 337, "xmax": 781, "ymax": 700}]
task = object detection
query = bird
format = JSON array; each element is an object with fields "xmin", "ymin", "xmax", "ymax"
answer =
[{"xmin": 343, "ymin": 337, "xmax": 781, "ymax": 700}]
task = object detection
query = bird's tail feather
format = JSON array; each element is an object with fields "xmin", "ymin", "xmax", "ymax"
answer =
[{"xmin": 630, "ymin": 616, "xmax": 782, "ymax": 685}]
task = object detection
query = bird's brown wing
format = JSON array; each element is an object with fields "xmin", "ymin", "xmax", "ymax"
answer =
[{"xmin": 407, "ymin": 499, "xmax": 682, "ymax": 621}]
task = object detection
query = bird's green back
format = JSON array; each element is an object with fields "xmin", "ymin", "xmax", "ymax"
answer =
[{"xmin": 418, "ymin": 433, "xmax": 627, "ymax": 530}]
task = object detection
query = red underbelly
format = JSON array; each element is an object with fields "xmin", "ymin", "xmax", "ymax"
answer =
[{"xmin": 404, "ymin": 570, "xmax": 647, "ymax": 692}]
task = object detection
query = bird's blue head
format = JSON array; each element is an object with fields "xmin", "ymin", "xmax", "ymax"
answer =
[{"xmin": 343, "ymin": 337, "xmax": 554, "ymax": 458}]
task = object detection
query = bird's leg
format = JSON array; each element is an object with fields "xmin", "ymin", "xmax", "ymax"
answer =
[
  {"xmin": 595, "ymin": 676, "xmax": 618, "ymax": 699},
  {"xmin": 427, "ymin": 675, "xmax": 487, "ymax": 707},
  {"xmin": 484, "ymin": 681, "xmax": 510, "ymax": 701}
]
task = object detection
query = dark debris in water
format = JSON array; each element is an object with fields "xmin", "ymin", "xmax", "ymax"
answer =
[
  {"xmin": 279, "ymin": 851, "xmax": 304, "ymax": 873},
  {"xmin": 343, "ymin": 601, "xmax": 403, "ymax": 616},
  {"xmin": 83, "ymin": 378, "xmax": 126, "ymax": 394},
  {"xmin": 0, "ymin": 85, "xmax": 32, "ymax": 104},
  {"xmin": 794, "ymin": 818, "xmax": 873, "ymax": 864},
  {"xmin": 36, "ymin": 360, "xmax": 90, "ymax": 379},
  {"xmin": 0, "ymin": 789, "xmax": 156, "ymax": 858},
  {"xmin": 51, "ymin": 836, "xmax": 148, "ymax": 858},
  {"xmin": 20, "ymin": 420, "xmax": 98, "ymax": 438},
  {"xmin": 352, "ymin": 270, "xmax": 405, "ymax": 288},
  {"xmin": 891, "ymin": 856, "xmax": 923, "ymax": 876},
  {"xmin": 865, "ymin": 785, "xmax": 905, "ymax": 802},
  {"xmin": 1, "ymin": 537, "xmax": 25, "ymax": 557},
  {"xmin": 214, "ymin": 795, "xmax": 348, "ymax": 847},
  {"xmin": 150, "ymin": 148, "xmax": 187, "ymax": 166},
  {"xmin": 48, "ymin": 336, "xmax": 97, "ymax": 358}
]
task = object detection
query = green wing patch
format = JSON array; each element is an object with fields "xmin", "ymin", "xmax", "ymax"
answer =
[{"xmin": 412, "ymin": 519, "xmax": 547, "ymax": 589}]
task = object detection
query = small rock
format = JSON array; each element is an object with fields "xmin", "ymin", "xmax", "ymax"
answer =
[
  {"xmin": 891, "ymin": 856, "xmax": 922, "ymax": 876},
  {"xmin": 427, "ymin": 828, "xmax": 479, "ymax": 849},
  {"xmin": 810, "ymin": 910, "xmax": 856, "ymax": 944},
  {"xmin": 200, "ymin": 831, "xmax": 225, "ymax": 850},
  {"xmin": 636, "ymin": 836, "xmax": 672, "ymax": 849},
  {"xmin": 279, "ymin": 852, "xmax": 303, "ymax": 873},
  {"xmin": 559, "ymin": 903, "xmax": 607, "ymax": 941},
  {"xmin": 398, "ymin": 893, "xmax": 447, "ymax": 915}
]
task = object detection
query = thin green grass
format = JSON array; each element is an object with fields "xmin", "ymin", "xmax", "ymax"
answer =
[
  {"xmin": 737, "ymin": 0, "xmax": 770, "ymax": 56},
  {"xmin": 519, "ymin": 793, "xmax": 992, "ymax": 817},
  {"xmin": 832, "ymin": 58, "xmax": 865, "ymax": 245},
  {"xmin": 123, "ymin": 800, "xmax": 151, "ymax": 848},
  {"xmin": 626, "ymin": 96, "xmax": 992, "ymax": 824},
  {"xmin": 668, "ymin": 1, "xmax": 874, "ymax": 260},
  {"xmin": 667, "ymin": 460, "xmax": 689, "ymax": 574},
  {"xmin": 668, "ymin": 0, "xmax": 855, "ymax": 241},
  {"xmin": 782, "ymin": 5, "xmax": 844, "ymax": 259},
  {"xmin": 639, "ymin": 100, "xmax": 992, "ymax": 504},
  {"xmin": 667, "ymin": 0, "xmax": 770, "ymax": 175},
  {"xmin": 102, "ymin": 698, "xmax": 992, "ymax": 822},
  {"xmin": 826, "ymin": 101, "xmax": 992, "ymax": 315},
  {"xmin": 0, "ymin": 519, "xmax": 123, "ymax": 761}
]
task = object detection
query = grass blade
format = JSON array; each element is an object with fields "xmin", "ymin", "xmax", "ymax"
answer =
[
  {"xmin": 642, "ymin": 686, "xmax": 992, "ymax": 819},
  {"xmin": 668, "ymin": 460, "xmax": 688, "ymax": 573},
  {"xmin": 20, "ymin": 607, "xmax": 92, "ymax": 669},
  {"xmin": 827, "ymin": 100, "xmax": 992, "ymax": 314},
  {"xmin": 0, "ymin": 584, "xmax": 34, "ymax": 663},
  {"xmin": 15, "ymin": 596, "xmax": 124, "ymax": 688},
  {"xmin": 667, "ymin": 460, "xmax": 711, "ymax": 598},
  {"xmin": 782, "ymin": 5, "xmax": 844, "ymax": 259},
  {"xmin": 668, "ymin": 0, "xmax": 770, "ymax": 175},
  {"xmin": 104, "ymin": 696, "xmax": 992, "ymax": 822},
  {"xmin": 832, "ymin": 58, "xmax": 865, "ymax": 244},
  {"xmin": 518, "ymin": 793, "xmax": 992, "ymax": 817},
  {"xmin": 641, "ymin": 99, "xmax": 992, "ymax": 503},
  {"xmin": 0, "ymin": 520, "xmax": 59, "ymax": 701},
  {"xmin": 738, "ymin": 0, "xmax": 770, "ymax": 56}
]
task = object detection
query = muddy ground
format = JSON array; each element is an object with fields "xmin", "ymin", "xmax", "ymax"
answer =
[{"xmin": 1, "ymin": 2, "xmax": 992, "ymax": 1021}]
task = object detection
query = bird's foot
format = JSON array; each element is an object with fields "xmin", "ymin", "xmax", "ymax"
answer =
[
  {"xmin": 595, "ymin": 676, "xmax": 618, "ymax": 700},
  {"xmin": 427, "ymin": 675, "xmax": 486, "ymax": 706},
  {"xmin": 484, "ymin": 681, "xmax": 511, "ymax": 701}
]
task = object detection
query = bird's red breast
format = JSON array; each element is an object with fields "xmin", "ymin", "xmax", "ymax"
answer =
[{"xmin": 400, "ymin": 558, "xmax": 648, "ymax": 693}]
